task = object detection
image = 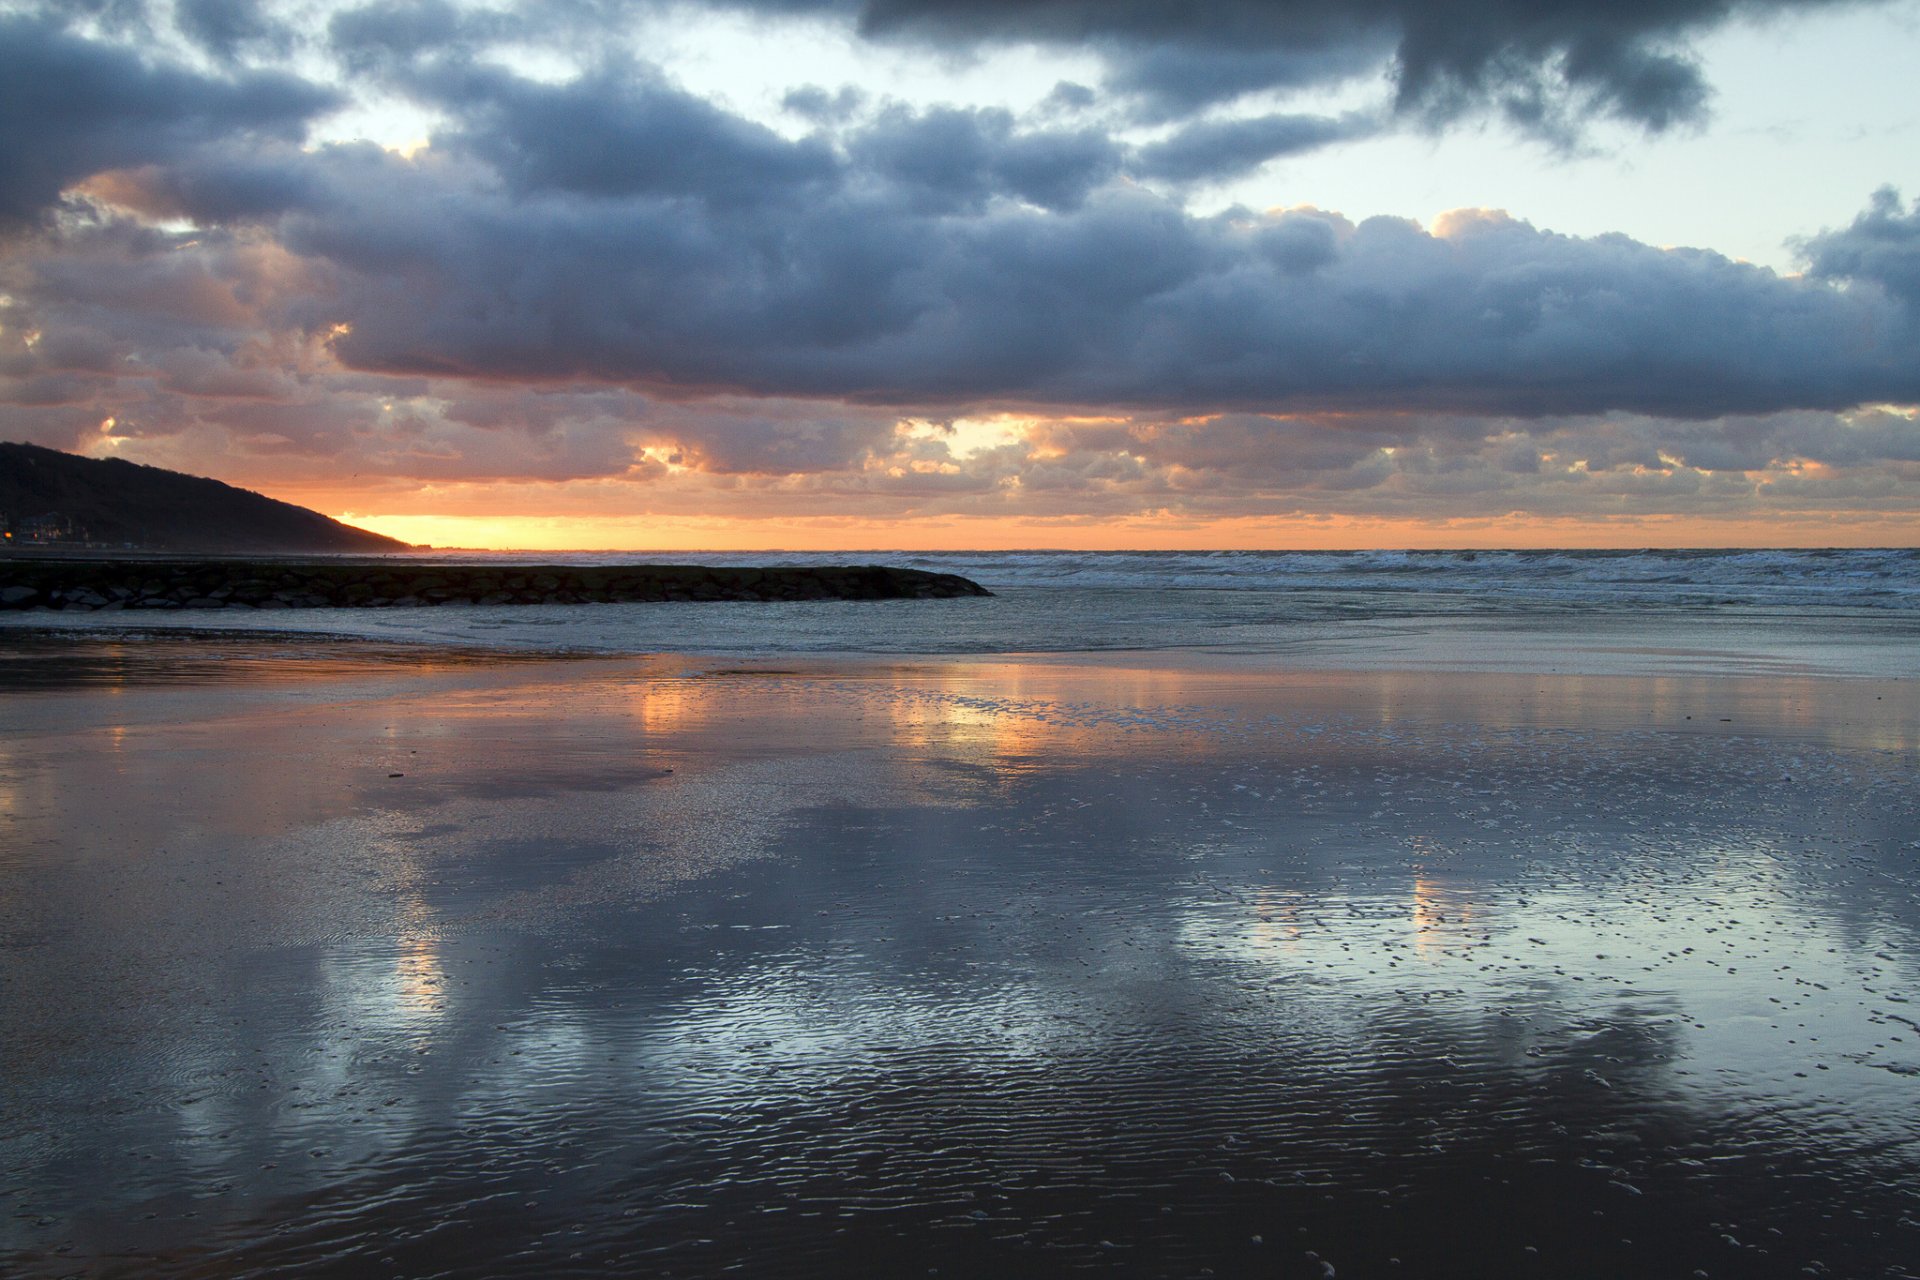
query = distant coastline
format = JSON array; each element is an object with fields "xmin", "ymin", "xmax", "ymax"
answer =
[{"xmin": 1, "ymin": 441, "xmax": 408, "ymax": 555}]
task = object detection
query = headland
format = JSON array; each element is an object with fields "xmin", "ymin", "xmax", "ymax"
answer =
[{"xmin": 0, "ymin": 557, "xmax": 991, "ymax": 611}]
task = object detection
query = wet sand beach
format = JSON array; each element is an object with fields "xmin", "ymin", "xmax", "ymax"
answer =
[{"xmin": 2, "ymin": 634, "xmax": 1918, "ymax": 1278}]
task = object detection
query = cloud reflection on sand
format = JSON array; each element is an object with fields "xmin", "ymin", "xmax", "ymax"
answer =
[{"xmin": 1, "ymin": 642, "xmax": 1916, "ymax": 1277}]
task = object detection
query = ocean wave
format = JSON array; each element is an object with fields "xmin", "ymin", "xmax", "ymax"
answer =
[
  {"xmin": 8, "ymin": 549, "xmax": 1915, "ymax": 675},
  {"xmin": 373, "ymin": 547, "xmax": 1920, "ymax": 611}
]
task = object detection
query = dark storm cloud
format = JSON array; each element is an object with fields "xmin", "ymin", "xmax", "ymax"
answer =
[
  {"xmin": 709, "ymin": 0, "xmax": 1859, "ymax": 133},
  {"xmin": 1383, "ymin": 0, "xmax": 1716, "ymax": 134},
  {"xmin": 174, "ymin": 0, "xmax": 293, "ymax": 61},
  {"xmin": 0, "ymin": 15, "xmax": 336, "ymax": 228},
  {"xmin": 425, "ymin": 62, "xmax": 839, "ymax": 204},
  {"xmin": 265, "ymin": 137, "xmax": 1916, "ymax": 418},
  {"xmin": 326, "ymin": 0, "xmax": 471, "ymax": 71},
  {"xmin": 417, "ymin": 66, "xmax": 1122, "ymax": 214},
  {"xmin": 849, "ymin": 106, "xmax": 1122, "ymax": 212},
  {"xmin": 8, "ymin": 22, "xmax": 1916, "ymax": 427},
  {"xmin": 303, "ymin": 0, "xmax": 1873, "ymax": 152}
]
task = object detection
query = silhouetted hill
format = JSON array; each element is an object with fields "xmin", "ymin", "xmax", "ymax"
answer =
[{"xmin": 0, "ymin": 442, "xmax": 410, "ymax": 553}]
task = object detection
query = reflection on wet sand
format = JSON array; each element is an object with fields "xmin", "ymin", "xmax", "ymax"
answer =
[
  {"xmin": 1, "ymin": 638, "xmax": 1917, "ymax": 1278},
  {"xmin": 1410, "ymin": 871, "xmax": 1482, "ymax": 959}
]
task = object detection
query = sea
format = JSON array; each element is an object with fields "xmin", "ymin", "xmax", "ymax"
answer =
[{"xmin": 7, "ymin": 546, "xmax": 1918, "ymax": 676}]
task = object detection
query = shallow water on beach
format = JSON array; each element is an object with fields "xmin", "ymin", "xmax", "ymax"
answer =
[{"xmin": 2, "ymin": 644, "xmax": 1918, "ymax": 1278}]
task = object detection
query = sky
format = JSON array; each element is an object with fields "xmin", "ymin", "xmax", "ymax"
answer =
[{"xmin": 2, "ymin": 0, "xmax": 1918, "ymax": 549}]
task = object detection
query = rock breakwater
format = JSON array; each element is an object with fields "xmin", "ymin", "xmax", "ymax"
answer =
[{"xmin": 0, "ymin": 559, "xmax": 991, "ymax": 611}]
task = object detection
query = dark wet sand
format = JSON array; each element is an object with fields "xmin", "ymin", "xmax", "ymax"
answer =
[{"xmin": 2, "ymin": 637, "xmax": 1917, "ymax": 1278}]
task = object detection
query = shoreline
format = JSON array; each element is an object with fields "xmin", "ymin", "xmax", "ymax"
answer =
[
  {"xmin": 3, "ymin": 629, "xmax": 1913, "ymax": 754},
  {"xmin": 2, "ymin": 601, "xmax": 1914, "ymax": 681}
]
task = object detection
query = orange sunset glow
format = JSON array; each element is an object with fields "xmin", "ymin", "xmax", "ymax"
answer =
[{"xmin": 330, "ymin": 507, "xmax": 1920, "ymax": 552}]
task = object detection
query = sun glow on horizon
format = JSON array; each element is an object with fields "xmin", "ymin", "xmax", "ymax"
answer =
[{"xmin": 340, "ymin": 509, "xmax": 1920, "ymax": 553}]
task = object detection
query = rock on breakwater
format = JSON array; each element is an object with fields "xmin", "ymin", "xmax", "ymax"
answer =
[{"xmin": 0, "ymin": 559, "xmax": 992, "ymax": 611}]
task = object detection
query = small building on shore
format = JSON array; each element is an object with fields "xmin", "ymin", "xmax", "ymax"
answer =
[{"xmin": 3, "ymin": 512, "xmax": 92, "ymax": 545}]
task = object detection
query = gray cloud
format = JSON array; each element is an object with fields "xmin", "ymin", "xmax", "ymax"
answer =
[
  {"xmin": 1000, "ymin": 406, "xmax": 1920, "ymax": 521},
  {"xmin": 783, "ymin": 84, "xmax": 868, "ymax": 124},
  {"xmin": 327, "ymin": 0, "xmax": 472, "ymax": 72},
  {"xmin": 0, "ymin": 15, "xmax": 336, "ymax": 228},
  {"xmin": 710, "ymin": 0, "xmax": 1864, "ymax": 135},
  {"xmin": 85, "ymin": 144, "xmax": 331, "ymax": 223},
  {"xmin": 643, "ymin": 400, "xmax": 902, "ymax": 474},
  {"xmin": 175, "ymin": 0, "xmax": 293, "ymax": 62},
  {"xmin": 849, "ymin": 105, "xmax": 1123, "ymax": 212},
  {"xmin": 1387, "ymin": 1, "xmax": 1716, "ymax": 137},
  {"xmin": 4, "ymin": 0, "xmax": 1917, "ymax": 531},
  {"xmin": 1800, "ymin": 186, "xmax": 1920, "ymax": 310},
  {"xmin": 425, "ymin": 61, "xmax": 840, "ymax": 205},
  {"xmin": 8, "ymin": 218, "xmax": 1919, "ymax": 524},
  {"xmin": 301, "ymin": 0, "xmax": 1879, "ymax": 154},
  {"xmin": 1131, "ymin": 111, "xmax": 1377, "ymax": 184},
  {"xmin": 1102, "ymin": 39, "xmax": 1395, "ymax": 122},
  {"xmin": 9, "ymin": 31, "xmax": 1916, "ymax": 426},
  {"xmin": 262, "ymin": 139, "xmax": 1915, "ymax": 419}
]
